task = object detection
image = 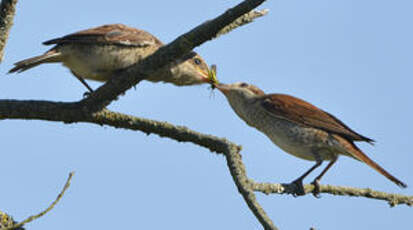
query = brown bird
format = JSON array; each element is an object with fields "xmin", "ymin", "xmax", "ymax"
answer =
[
  {"xmin": 9, "ymin": 24, "xmax": 210, "ymax": 92},
  {"xmin": 215, "ymin": 82, "xmax": 407, "ymax": 196}
]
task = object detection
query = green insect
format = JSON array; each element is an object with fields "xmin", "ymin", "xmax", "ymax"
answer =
[{"xmin": 207, "ymin": 64, "xmax": 219, "ymax": 89}]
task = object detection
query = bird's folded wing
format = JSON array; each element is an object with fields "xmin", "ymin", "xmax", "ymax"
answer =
[
  {"xmin": 43, "ymin": 24, "xmax": 163, "ymax": 47},
  {"xmin": 260, "ymin": 94, "xmax": 374, "ymax": 143}
]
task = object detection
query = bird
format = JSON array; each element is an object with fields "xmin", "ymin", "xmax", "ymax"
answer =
[
  {"xmin": 9, "ymin": 24, "xmax": 211, "ymax": 92},
  {"xmin": 214, "ymin": 82, "xmax": 407, "ymax": 196}
]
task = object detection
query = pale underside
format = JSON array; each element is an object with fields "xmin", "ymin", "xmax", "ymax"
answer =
[
  {"xmin": 229, "ymin": 97, "xmax": 353, "ymax": 161},
  {"xmin": 57, "ymin": 43, "xmax": 166, "ymax": 82}
]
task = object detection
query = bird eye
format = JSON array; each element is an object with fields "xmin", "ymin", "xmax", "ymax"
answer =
[
  {"xmin": 194, "ymin": 58, "xmax": 202, "ymax": 65},
  {"xmin": 240, "ymin": 83, "xmax": 249, "ymax": 87}
]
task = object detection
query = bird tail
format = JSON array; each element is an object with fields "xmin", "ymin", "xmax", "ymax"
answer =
[
  {"xmin": 8, "ymin": 49, "xmax": 62, "ymax": 74},
  {"xmin": 337, "ymin": 135, "xmax": 407, "ymax": 188}
]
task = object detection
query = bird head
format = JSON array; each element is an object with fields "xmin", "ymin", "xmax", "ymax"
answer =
[{"xmin": 170, "ymin": 52, "xmax": 210, "ymax": 85}]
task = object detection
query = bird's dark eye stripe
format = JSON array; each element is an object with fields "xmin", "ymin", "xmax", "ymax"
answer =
[{"xmin": 240, "ymin": 83, "xmax": 248, "ymax": 87}]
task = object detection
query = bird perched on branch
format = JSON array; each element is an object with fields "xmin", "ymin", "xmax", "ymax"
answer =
[
  {"xmin": 9, "ymin": 24, "xmax": 210, "ymax": 92},
  {"xmin": 215, "ymin": 82, "xmax": 407, "ymax": 196}
]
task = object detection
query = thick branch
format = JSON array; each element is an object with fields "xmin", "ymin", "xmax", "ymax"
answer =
[
  {"xmin": 2, "ymin": 104, "xmax": 412, "ymax": 229},
  {"xmin": 0, "ymin": 5, "xmax": 274, "ymax": 227},
  {"xmin": 2, "ymin": 1, "xmax": 410, "ymax": 229},
  {"xmin": 0, "ymin": 3, "xmax": 268, "ymax": 118},
  {"xmin": 90, "ymin": 110, "xmax": 278, "ymax": 229},
  {"xmin": 0, "ymin": 100, "xmax": 85, "ymax": 122},
  {"xmin": 84, "ymin": 111, "xmax": 413, "ymax": 210},
  {"xmin": 77, "ymin": 0, "xmax": 267, "ymax": 114},
  {"xmin": 0, "ymin": 104, "xmax": 279, "ymax": 229},
  {"xmin": 0, "ymin": 0, "xmax": 18, "ymax": 62},
  {"xmin": 252, "ymin": 182, "xmax": 413, "ymax": 207},
  {"xmin": 224, "ymin": 147, "xmax": 277, "ymax": 230},
  {"xmin": 92, "ymin": 110, "xmax": 278, "ymax": 230}
]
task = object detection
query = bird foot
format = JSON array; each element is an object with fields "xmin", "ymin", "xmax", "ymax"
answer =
[
  {"xmin": 291, "ymin": 179, "xmax": 306, "ymax": 197},
  {"xmin": 311, "ymin": 179, "xmax": 321, "ymax": 198}
]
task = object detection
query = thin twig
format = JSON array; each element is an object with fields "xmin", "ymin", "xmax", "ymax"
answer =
[
  {"xmin": 0, "ymin": 0, "xmax": 18, "ymax": 63},
  {"xmin": 3, "ymin": 172, "xmax": 74, "ymax": 230}
]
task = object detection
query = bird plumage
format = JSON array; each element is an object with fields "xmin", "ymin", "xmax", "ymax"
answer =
[
  {"xmin": 215, "ymin": 82, "xmax": 407, "ymax": 195},
  {"xmin": 9, "ymin": 24, "xmax": 210, "ymax": 91}
]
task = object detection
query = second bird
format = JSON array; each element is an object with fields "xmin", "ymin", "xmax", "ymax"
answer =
[
  {"xmin": 215, "ymin": 82, "xmax": 407, "ymax": 196},
  {"xmin": 9, "ymin": 24, "xmax": 211, "ymax": 92}
]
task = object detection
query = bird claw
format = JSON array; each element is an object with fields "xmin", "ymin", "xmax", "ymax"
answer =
[
  {"xmin": 291, "ymin": 179, "xmax": 306, "ymax": 197},
  {"xmin": 311, "ymin": 179, "xmax": 321, "ymax": 198}
]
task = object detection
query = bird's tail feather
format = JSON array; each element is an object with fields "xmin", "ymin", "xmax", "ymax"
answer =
[
  {"xmin": 338, "ymin": 135, "xmax": 407, "ymax": 188},
  {"xmin": 8, "ymin": 49, "xmax": 61, "ymax": 74}
]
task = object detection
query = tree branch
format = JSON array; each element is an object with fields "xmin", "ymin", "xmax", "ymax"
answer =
[
  {"xmin": 0, "ymin": 0, "xmax": 18, "ymax": 63},
  {"xmin": 2, "ymin": 172, "xmax": 74, "ymax": 230},
  {"xmin": 224, "ymin": 146, "xmax": 278, "ymax": 230},
  {"xmin": 1, "ymin": 1, "xmax": 410, "ymax": 229},
  {"xmin": 76, "ymin": 0, "xmax": 268, "ymax": 114},
  {"xmin": 0, "ymin": 4, "xmax": 275, "ymax": 227},
  {"xmin": 251, "ymin": 182, "xmax": 413, "ymax": 207},
  {"xmin": 0, "ymin": 211, "xmax": 24, "ymax": 230},
  {"xmin": 2, "ymin": 103, "xmax": 413, "ymax": 228},
  {"xmin": 0, "ymin": 2, "xmax": 269, "ymax": 118},
  {"xmin": 215, "ymin": 9, "xmax": 268, "ymax": 39},
  {"xmin": 0, "ymin": 106, "xmax": 279, "ymax": 230},
  {"xmin": 92, "ymin": 110, "xmax": 279, "ymax": 230}
]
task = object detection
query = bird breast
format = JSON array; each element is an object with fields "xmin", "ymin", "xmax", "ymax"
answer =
[
  {"xmin": 229, "ymin": 99, "xmax": 338, "ymax": 161},
  {"xmin": 58, "ymin": 44, "xmax": 157, "ymax": 81}
]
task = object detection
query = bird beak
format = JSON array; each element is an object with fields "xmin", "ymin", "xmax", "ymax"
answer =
[
  {"xmin": 191, "ymin": 64, "xmax": 210, "ymax": 83},
  {"xmin": 199, "ymin": 70, "xmax": 210, "ymax": 83},
  {"xmin": 214, "ymin": 83, "xmax": 230, "ymax": 94}
]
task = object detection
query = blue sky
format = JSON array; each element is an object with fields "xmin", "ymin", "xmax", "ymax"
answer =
[{"xmin": 1, "ymin": 0, "xmax": 412, "ymax": 229}]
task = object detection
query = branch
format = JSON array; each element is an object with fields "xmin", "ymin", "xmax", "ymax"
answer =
[
  {"xmin": 0, "ymin": 105, "xmax": 279, "ymax": 230},
  {"xmin": 0, "ymin": 0, "xmax": 18, "ymax": 63},
  {"xmin": 0, "ymin": 6, "xmax": 269, "ymax": 120},
  {"xmin": 77, "ymin": 0, "xmax": 268, "ymax": 114},
  {"xmin": 0, "ymin": 7, "xmax": 276, "ymax": 227},
  {"xmin": 0, "ymin": 1, "xmax": 268, "ymax": 119},
  {"xmin": 215, "ymin": 9, "xmax": 268, "ymax": 38},
  {"xmin": 224, "ymin": 146, "xmax": 277, "ymax": 230},
  {"xmin": 90, "ymin": 110, "xmax": 279, "ymax": 230},
  {"xmin": 0, "ymin": 211, "xmax": 24, "ymax": 230},
  {"xmin": 2, "ymin": 172, "xmax": 74, "ymax": 230},
  {"xmin": 251, "ymin": 182, "xmax": 413, "ymax": 207},
  {"xmin": 79, "ymin": 111, "xmax": 413, "ymax": 210},
  {"xmin": 2, "ymin": 106, "xmax": 412, "ymax": 227},
  {"xmin": 2, "ymin": 0, "xmax": 410, "ymax": 229}
]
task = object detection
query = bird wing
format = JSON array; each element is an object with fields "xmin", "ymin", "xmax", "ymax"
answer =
[
  {"xmin": 43, "ymin": 24, "xmax": 163, "ymax": 47},
  {"xmin": 259, "ymin": 94, "xmax": 374, "ymax": 143}
]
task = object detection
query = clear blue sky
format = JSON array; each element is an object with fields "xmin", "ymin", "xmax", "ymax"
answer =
[{"xmin": 1, "ymin": 0, "xmax": 411, "ymax": 229}]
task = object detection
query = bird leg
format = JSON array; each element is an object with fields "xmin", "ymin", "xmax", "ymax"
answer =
[
  {"xmin": 311, "ymin": 155, "xmax": 338, "ymax": 197},
  {"xmin": 70, "ymin": 70, "xmax": 94, "ymax": 95},
  {"xmin": 291, "ymin": 157, "xmax": 322, "ymax": 196}
]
